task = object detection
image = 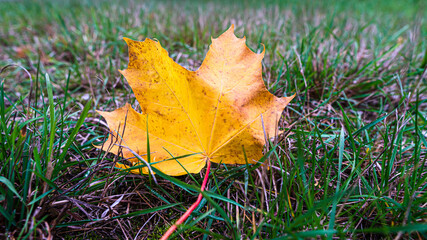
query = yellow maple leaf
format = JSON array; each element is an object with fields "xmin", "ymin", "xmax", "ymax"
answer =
[{"xmin": 98, "ymin": 25, "xmax": 294, "ymax": 176}]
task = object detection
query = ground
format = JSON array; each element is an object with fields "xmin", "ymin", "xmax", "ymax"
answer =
[{"xmin": 0, "ymin": 0, "xmax": 426, "ymax": 239}]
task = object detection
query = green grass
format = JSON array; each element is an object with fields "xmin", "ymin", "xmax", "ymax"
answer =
[{"xmin": 0, "ymin": 0, "xmax": 426, "ymax": 239}]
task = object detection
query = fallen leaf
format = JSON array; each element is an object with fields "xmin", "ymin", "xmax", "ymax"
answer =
[{"xmin": 98, "ymin": 25, "xmax": 294, "ymax": 176}]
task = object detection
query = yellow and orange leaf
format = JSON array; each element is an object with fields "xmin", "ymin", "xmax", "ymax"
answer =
[{"xmin": 98, "ymin": 25, "xmax": 294, "ymax": 176}]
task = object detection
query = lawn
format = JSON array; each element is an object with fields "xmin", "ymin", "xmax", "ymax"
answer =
[{"xmin": 0, "ymin": 0, "xmax": 426, "ymax": 239}]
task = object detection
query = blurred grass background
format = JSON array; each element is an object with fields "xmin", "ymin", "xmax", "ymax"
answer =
[{"xmin": 0, "ymin": 0, "xmax": 426, "ymax": 239}]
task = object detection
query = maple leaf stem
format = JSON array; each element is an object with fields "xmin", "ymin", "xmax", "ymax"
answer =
[{"xmin": 160, "ymin": 159, "xmax": 211, "ymax": 240}]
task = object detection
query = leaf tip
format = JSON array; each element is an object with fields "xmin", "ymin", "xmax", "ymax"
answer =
[
  {"xmin": 280, "ymin": 93, "xmax": 297, "ymax": 106},
  {"xmin": 215, "ymin": 24, "xmax": 237, "ymax": 40},
  {"xmin": 228, "ymin": 24, "xmax": 235, "ymax": 32},
  {"xmin": 259, "ymin": 43, "xmax": 266, "ymax": 56},
  {"xmin": 122, "ymin": 37, "xmax": 134, "ymax": 44}
]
